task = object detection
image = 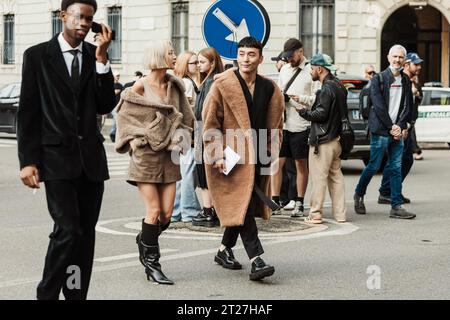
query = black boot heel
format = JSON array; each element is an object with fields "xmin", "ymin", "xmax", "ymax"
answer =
[
  {"xmin": 140, "ymin": 242, "xmax": 174, "ymax": 285},
  {"xmin": 145, "ymin": 265, "xmax": 174, "ymax": 285}
]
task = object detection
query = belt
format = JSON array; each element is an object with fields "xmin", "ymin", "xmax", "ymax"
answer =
[{"xmin": 253, "ymin": 184, "xmax": 281, "ymax": 211}]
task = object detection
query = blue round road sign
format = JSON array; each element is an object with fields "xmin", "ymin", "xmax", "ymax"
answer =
[{"xmin": 202, "ymin": 0, "xmax": 271, "ymax": 60}]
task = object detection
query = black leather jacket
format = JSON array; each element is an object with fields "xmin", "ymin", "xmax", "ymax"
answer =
[{"xmin": 298, "ymin": 73, "xmax": 347, "ymax": 148}]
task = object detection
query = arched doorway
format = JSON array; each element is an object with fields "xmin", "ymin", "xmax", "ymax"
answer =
[{"xmin": 381, "ymin": 4, "xmax": 450, "ymax": 85}]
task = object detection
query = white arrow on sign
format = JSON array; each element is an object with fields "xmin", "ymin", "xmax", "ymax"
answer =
[{"xmin": 212, "ymin": 8, "xmax": 250, "ymax": 43}]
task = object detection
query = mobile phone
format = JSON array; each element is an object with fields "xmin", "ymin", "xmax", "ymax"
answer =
[{"xmin": 91, "ymin": 21, "xmax": 116, "ymax": 41}]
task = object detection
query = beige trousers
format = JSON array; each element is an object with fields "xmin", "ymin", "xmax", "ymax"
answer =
[{"xmin": 308, "ymin": 137, "xmax": 346, "ymax": 221}]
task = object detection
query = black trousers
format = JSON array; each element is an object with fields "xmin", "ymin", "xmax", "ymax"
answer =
[
  {"xmin": 280, "ymin": 157, "xmax": 297, "ymax": 204},
  {"xmin": 37, "ymin": 173, "xmax": 104, "ymax": 300},
  {"xmin": 221, "ymin": 191, "xmax": 264, "ymax": 260}
]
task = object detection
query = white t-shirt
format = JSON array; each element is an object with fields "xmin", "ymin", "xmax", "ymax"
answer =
[
  {"xmin": 182, "ymin": 77, "xmax": 196, "ymax": 102},
  {"xmin": 278, "ymin": 60, "xmax": 321, "ymax": 132},
  {"xmin": 389, "ymin": 76, "xmax": 402, "ymax": 123}
]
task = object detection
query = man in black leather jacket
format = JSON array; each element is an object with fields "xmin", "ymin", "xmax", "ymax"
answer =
[{"xmin": 295, "ymin": 53, "xmax": 347, "ymax": 224}]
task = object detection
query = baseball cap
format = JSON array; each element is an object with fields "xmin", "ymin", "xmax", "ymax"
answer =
[
  {"xmin": 282, "ymin": 38, "xmax": 303, "ymax": 59},
  {"xmin": 310, "ymin": 53, "xmax": 338, "ymax": 71},
  {"xmin": 405, "ymin": 52, "xmax": 423, "ymax": 64},
  {"xmin": 271, "ymin": 51, "xmax": 289, "ymax": 62}
]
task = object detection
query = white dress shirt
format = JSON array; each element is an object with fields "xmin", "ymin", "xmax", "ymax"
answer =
[{"xmin": 57, "ymin": 33, "xmax": 110, "ymax": 76}]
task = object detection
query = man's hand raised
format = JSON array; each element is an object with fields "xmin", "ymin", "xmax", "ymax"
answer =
[{"xmin": 94, "ymin": 23, "xmax": 113, "ymax": 65}]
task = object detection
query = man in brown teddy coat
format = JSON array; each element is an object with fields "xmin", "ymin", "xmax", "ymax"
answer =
[{"xmin": 202, "ymin": 37, "xmax": 284, "ymax": 281}]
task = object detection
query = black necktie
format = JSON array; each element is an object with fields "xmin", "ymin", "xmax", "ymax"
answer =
[{"xmin": 69, "ymin": 49, "xmax": 80, "ymax": 88}]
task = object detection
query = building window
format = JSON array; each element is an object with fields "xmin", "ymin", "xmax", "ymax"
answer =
[
  {"xmin": 171, "ymin": 1, "xmax": 189, "ymax": 55},
  {"xmin": 107, "ymin": 6, "xmax": 122, "ymax": 64},
  {"xmin": 299, "ymin": 0, "xmax": 335, "ymax": 59},
  {"xmin": 3, "ymin": 14, "xmax": 14, "ymax": 64},
  {"xmin": 52, "ymin": 11, "xmax": 63, "ymax": 37}
]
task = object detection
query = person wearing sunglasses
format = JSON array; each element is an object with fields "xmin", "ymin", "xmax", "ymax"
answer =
[{"xmin": 364, "ymin": 65, "xmax": 376, "ymax": 80}]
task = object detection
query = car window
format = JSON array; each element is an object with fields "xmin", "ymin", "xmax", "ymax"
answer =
[
  {"xmin": 10, "ymin": 84, "xmax": 21, "ymax": 98},
  {"xmin": 0, "ymin": 84, "xmax": 15, "ymax": 98},
  {"xmin": 429, "ymin": 90, "xmax": 450, "ymax": 106},
  {"xmin": 421, "ymin": 91, "xmax": 431, "ymax": 105}
]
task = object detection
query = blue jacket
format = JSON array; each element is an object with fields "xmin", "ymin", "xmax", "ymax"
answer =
[{"xmin": 368, "ymin": 67, "xmax": 412, "ymax": 136}]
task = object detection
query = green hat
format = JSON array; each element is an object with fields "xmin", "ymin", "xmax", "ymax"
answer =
[{"xmin": 310, "ymin": 53, "xmax": 338, "ymax": 71}]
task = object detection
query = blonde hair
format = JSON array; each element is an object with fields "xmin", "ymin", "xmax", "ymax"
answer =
[
  {"xmin": 198, "ymin": 47, "xmax": 224, "ymax": 84},
  {"xmin": 174, "ymin": 51, "xmax": 197, "ymax": 78},
  {"xmin": 143, "ymin": 40, "xmax": 173, "ymax": 70}
]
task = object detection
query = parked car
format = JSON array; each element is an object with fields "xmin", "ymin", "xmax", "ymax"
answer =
[
  {"xmin": 337, "ymin": 74, "xmax": 371, "ymax": 164},
  {"xmin": 0, "ymin": 82, "xmax": 106, "ymax": 135},
  {"xmin": 0, "ymin": 82, "xmax": 20, "ymax": 134},
  {"xmin": 415, "ymin": 86, "xmax": 450, "ymax": 146}
]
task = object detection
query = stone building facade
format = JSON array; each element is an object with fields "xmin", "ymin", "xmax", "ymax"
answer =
[{"xmin": 1, "ymin": 0, "xmax": 449, "ymax": 87}]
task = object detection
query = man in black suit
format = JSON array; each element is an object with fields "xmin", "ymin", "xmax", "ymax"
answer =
[{"xmin": 17, "ymin": 0, "xmax": 115, "ymax": 300}]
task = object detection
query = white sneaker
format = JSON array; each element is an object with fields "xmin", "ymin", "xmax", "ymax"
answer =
[
  {"xmin": 283, "ymin": 200, "xmax": 295, "ymax": 210},
  {"xmin": 291, "ymin": 201, "xmax": 304, "ymax": 217}
]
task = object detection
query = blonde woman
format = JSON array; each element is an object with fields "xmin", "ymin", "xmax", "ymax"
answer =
[
  {"xmin": 172, "ymin": 51, "xmax": 202, "ymax": 222},
  {"xmin": 174, "ymin": 51, "xmax": 201, "ymax": 104},
  {"xmin": 192, "ymin": 47, "xmax": 224, "ymax": 227},
  {"xmin": 115, "ymin": 40, "xmax": 194, "ymax": 285}
]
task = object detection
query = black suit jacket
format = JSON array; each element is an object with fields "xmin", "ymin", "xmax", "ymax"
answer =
[{"xmin": 17, "ymin": 35, "xmax": 116, "ymax": 182}]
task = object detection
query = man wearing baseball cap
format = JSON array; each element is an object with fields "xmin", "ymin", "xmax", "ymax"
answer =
[
  {"xmin": 295, "ymin": 53, "xmax": 347, "ymax": 223},
  {"xmin": 271, "ymin": 38, "xmax": 321, "ymax": 218},
  {"xmin": 378, "ymin": 52, "xmax": 424, "ymax": 205},
  {"xmin": 271, "ymin": 51, "xmax": 289, "ymax": 72}
]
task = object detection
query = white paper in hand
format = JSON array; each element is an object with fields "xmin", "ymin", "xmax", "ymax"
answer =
[{"xmin": 223, "ymin": 146, "xmax": 240, "ymax": 176}]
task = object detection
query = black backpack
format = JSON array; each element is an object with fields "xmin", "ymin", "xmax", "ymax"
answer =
[{"xmin": 359, "ymin": 74, "xmax": 383, "ymax": 120}]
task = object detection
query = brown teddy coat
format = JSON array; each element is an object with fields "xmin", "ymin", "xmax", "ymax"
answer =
[
  {"xmin": 115, "ymin": 74, "xmax": 194, "ymax": 154},
  {"xmin": 202, "ymin": 69, "xmax": 284, "ymax": 227}
]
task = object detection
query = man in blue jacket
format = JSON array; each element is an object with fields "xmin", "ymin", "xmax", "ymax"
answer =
[{"xmin": 354, "ymin": 44, "xmax": 416, "ymax": 219}]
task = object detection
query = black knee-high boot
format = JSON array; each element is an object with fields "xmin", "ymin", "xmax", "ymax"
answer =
[
  {"xmin": 158, "ymin": 220, "xmax": 171, "ymax": 235},
  {"xmin": 136, "ymin": 219, "xmax": 174, "ymax": 285}
]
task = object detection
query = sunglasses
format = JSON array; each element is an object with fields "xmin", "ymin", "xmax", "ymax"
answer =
[
  {"xmin": 367, "ymin": 71, "xmax": 376, "ymax": 75},
  {"xmin": 188, "ymin": 61, "xmax": 199, "ymax": 65}
]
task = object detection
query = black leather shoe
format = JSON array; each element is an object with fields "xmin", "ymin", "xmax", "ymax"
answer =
[
  {"xmin": 192, "ymin": 209, "xmax": 210, "ymax": 227},
  {"xmin": 214, "ymin": 248, "xmax": 242, "ymax": 270},
  {"xmin": 205, "ymin": 208, "xmax": 220, "ymax": 227},
  {"xmin": 354, "ymin": 193, "xmax": 366, "ymax": 214},
  {"xmin": 378, "ymin": 194, "xmax": 411, "ymax": 205},
  {"xmin": 378, "ymin": 194, "xmax": 391, "ymax": 204},
  {"xmin": 249, "ymin": 257, "xmax": 275, "ymax": 281},
  {"xmin": 401, "ymin": 195, "xmax": 411, "ymax": 204}
]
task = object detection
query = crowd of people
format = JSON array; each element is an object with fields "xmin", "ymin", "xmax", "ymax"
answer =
[{"xmin": 16, "ymin": 0, "xmax": 424, "ymax": 299}]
